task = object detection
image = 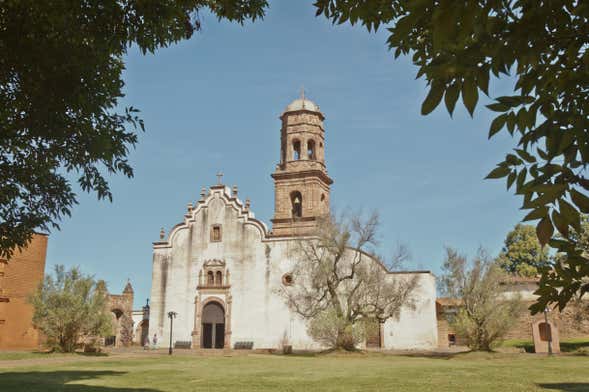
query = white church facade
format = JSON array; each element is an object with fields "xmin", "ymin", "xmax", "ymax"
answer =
[{"xmin": 148, "ymin": 96, "xmax": 438, "ymax": 350}]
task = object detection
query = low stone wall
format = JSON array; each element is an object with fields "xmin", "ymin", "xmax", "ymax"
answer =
[
  {"xmin": 437, "ymin": 299, "xmax": 589, "ymax": 347},
  {"xmin": 504, "ymin": 300, "xmax": 589, "ymax": 341}
]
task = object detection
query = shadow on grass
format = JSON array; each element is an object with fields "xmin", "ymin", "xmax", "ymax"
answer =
[
  {"xmin": 0, "ymin": 370, "xmax": 161, "ymax": 392},
  {"xmin": 537, "ymin": 383, "xmax": 589, "ymax": 392},
  {"xmin": 506, "ymin": 339, "xmax": 589, "ymax": 354},
  {"xmin": 561, "ymin": 341, "xmax": 589, "ymax": 353}
]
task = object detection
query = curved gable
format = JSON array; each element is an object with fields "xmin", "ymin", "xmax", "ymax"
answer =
[{"xmin": 154, "ymin": 185, "xmax": 268, "ymax": 249}]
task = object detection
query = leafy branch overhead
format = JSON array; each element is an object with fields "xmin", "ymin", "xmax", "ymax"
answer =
[
  {"xmin": 0, "ymin": 1, "xmax": 268, "ymax": 259},
  {"xmin": 314, "ymin": 0, "xmax": 589, "ymax": 313}
]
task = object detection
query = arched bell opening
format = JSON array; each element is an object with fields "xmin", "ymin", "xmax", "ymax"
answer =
[
  {"xmin": 292, "ymin": 139, "xmax": 301, "ymax": 160},
  {"xmin": 290, "ymin": 191, "xmax": 303, "ymax": 219},
  {"xmin": 307, "ymin": 139, "xmax": 316, "ymax": 160}
]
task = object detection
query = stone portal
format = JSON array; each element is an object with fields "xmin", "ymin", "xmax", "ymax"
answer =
[{"xmin": 201, "ymin": 301, "xmax": 225, "ymax": 349}]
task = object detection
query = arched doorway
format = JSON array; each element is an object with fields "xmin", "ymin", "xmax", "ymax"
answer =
[
  {"xmin": 135, "ymin": 319, "xmax": 149, "ymax": 346},
  {"xmin": 106, "ymin": 309, "xmax": 123, "ymax": 346},
  {"xmin": 201, "ymin": 301, "xmax": 225, "ymax": 349}
]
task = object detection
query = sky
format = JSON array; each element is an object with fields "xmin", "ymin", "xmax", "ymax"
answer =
[{"xmin": 45, "ymin": 0, "xmax": 524, "ymax": 308}]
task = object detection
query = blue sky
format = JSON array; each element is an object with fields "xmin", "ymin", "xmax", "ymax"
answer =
[{"xmin": 45, "ymin": 1, "xmax": 523, "ymax": 308}]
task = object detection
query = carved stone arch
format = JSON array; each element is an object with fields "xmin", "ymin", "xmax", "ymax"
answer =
[
  {"xmin": 192, "ymin": 296, "xmax": 232, "ymax": 349},
  {"xmin": 201, "ymin": 296, "xmax": 226, "ymax": 309}
]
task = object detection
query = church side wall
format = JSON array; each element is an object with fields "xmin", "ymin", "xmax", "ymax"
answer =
[
  {"xmin": 383, "ymin": 273, "xmax": 438, "ymax": 350},
  {"xmin": 148, "ymin": 248, "xmax": 171, "ymax": 344}
]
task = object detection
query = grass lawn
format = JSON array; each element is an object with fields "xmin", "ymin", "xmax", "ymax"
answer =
[
  {"xmin": 0, "ymin": 351, "xmax": 107, "ymax": 361},
  {"xmin": 1, "ymin": 351, "xmax": 589, "ymax": 391}
]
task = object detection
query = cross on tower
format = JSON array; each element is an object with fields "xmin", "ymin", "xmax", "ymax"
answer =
[
  {"xmin": 300, "ymin": 85, "xmax": 305, "ymax": 101},
  {"xmin": 216, "ymin": 171, "xmax": 223, "ymax": 185}
]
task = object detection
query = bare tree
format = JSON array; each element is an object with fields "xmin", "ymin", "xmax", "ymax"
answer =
[
  {"xmin": 387, "ymin": 241, "xmax": 412, "ymax": 271},
  {"xmin": 280, "ymin": 212, "xmax": 418, "ymax": 351},
  {"xmin": 440, "ymin": 247, "xmax": 524, "ymax": 351}
]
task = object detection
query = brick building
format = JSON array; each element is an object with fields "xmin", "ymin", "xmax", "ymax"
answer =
[
  {"xmin": 0, "ymin": 234, "xmax": 48, "ymax": 349},
  {"xmin": 436, "ymin": 276, "xmax": 589, "ymax": 348}
]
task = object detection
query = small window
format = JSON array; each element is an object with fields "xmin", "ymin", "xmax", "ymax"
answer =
[
  {"xmin": 0, "ymin": 320, "xmax": 5, "ymax": 325},
  {"xmin": 215, "ymin": 271, "xmax": 223, "ymax": 286},
  {"xmin": 307, "ymin": 140, "xmax": 316, "ymax": 160},
  {"xmin": 293, "ymin": 140, "xmax": 301, "ymax": 160},
  {"xmin": 282, "ymin": 273, "xmax": 294, "ymax": 286},
  {"xmin": 448, "ymin": 334, "xmax": 456, "ymax": 346},
  {"xmin": 320, "ymin": 193, "xmax": 325, "ymax": 202},
  {"xmin": 207, "ymin": 271, "xmax": 214, "ymax": 286},
  {"xmin": 211, "ymin": 225, "xmax": 222, "ymax": 242}
]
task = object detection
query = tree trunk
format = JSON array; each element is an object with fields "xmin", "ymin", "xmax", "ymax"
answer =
[{"xmin": 335, "ymin": 328, "xmax": 356, "ymax": 351}]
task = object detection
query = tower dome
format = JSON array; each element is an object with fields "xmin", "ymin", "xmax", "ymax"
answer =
[{"xmin": 283, "ymin": 97, "xmax": 321, "ymax": 114}]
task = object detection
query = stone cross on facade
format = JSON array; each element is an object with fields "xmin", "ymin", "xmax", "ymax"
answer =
[{"xmin": 216, "ymin": 171, "xmax": 223, "ymax": 185}]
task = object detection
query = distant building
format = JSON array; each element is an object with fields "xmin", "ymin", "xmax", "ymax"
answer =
[
  {"xmin": 436, "ymin": 276, "xmax": 589, "ymax": 348},
  {"xmin": 104, "ymin": 281, "xmax": 135, "ymax": 347},
  {"xmin": 132, "ymin": 300, "xmax": 150, "ymax": 346},
  {"xmin": 0, "ymin": 234, "xmax": 48, "ymax": 349}
]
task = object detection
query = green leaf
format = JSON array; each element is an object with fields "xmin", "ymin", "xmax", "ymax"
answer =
[
  {"xmin": 515, "ymin": 149, "xmax": 536, "ymax": 163},
  {"xmin": 536, "ymin": 215, "xmax": 554, "ymax": 246},
  {"xmin": 507, "ymin": 171, "xmax": 517, "ymax": 190},
  {"xmin": 551, "ymin": 209, "xmax": 569, "ymax": 237},
  {"xmin": 486, "ymin": 166, "xmax": 510, "ymax": 179},
  {"xmin": 558, "ymin": 198, "xmax": 581, "ymax": 232},
  {"xmin": 523, "ymin": 207, "xmax": 548, "ymax": 222},
  {"xmin": 421, "ymin": 82, "xmax": 445, "ymax": 115},
  {"xmin": 487, "ymin": 102, "xmax": 510, "ymax": 112},
  {"xmin": 516, "ymin": 168, "xmax": 527, "ymax": 192},
  {"xmin": 488, "ymin": 114, "xmax": 507, "ymax": 139},
  {"xmin": 570, "ymin": 189, "xmax": 589, "ymax": 213},
  {"xmin": 477, "ymin": 68, "xmax": 490, "ymax": 96},
  {"xmin": 462, "ymin": 77, "xmax": 478, "ymax": 116},
  {"xmin": 444, "ymin": 82, "xmax": 460, "ymax": 116}
]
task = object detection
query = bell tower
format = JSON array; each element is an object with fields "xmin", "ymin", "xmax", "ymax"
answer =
[{"xmin": 270, "ymin": 92, "xmax": 333, "ymax": 237}]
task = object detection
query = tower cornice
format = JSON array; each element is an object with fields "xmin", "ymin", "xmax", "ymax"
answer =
[{"xmin": 271, "ymin": 169, "xmax": 333, "ymax": 185}]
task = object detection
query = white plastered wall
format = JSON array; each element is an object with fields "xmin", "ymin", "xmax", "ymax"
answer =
[{"xmin": 149, "ymin": 186, "xmax": 437, "ymax": 350}]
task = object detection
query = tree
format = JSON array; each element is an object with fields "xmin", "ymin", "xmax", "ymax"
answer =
[
  {"xmin": 497, "ymin": 223, "xmax": 550, "ymax": 277},
  {"xmin": 439, "ymin": 247, "xmax": 524, "ymax": 351},
  {"xmin": 313, "ymin": 1, "xmax": 589, "ymax": 312},
  {"xmin": 540, "ymin": 215, "xmax": 589, "ymax": 312},
  {"xmin": 280, "ymin": 213, "xmax": 418, "ymax": 351},
  {"xmin": 29, "ymin": 265, "xmax": 112, "ymax": 352},
  {"xmin": 0, "ymin": 0, "xmax": 268, "ymax": 259}
]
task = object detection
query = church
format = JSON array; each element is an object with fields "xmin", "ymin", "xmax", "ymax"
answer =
[{"xmin": 148, "ymin": 95, "xmax": 438, "ymax": 350}]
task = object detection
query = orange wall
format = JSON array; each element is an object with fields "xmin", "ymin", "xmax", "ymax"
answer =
[{"xmin": 0, "ymin": 234, "xmax": 48, "ymax": 349}]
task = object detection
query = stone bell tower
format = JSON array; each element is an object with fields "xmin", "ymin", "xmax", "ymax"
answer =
[{"xmin": 270, "ymin": 91, "xmax": 333, "ymax": 237}]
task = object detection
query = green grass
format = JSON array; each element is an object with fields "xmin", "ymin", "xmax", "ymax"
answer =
[
  {"xmin": 502, "ymin": 338, "xmax": 589, "ymax": 353},
  {"xmin": 1, "ymin": 352, "xmax": 589, "ymax": 391},
  {"xmin": 0, "ymin": 351, "xmax": 107, "ymax": 361}
]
